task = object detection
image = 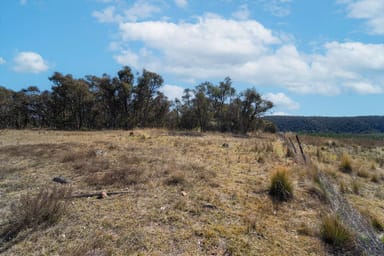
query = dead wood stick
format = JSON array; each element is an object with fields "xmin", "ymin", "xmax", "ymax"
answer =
[
  {"xmin": 69, "ymin": 190, "xmax": 133, "ymax": 199},
  {"xmin": 296, "ymin": 135, "xmax": 306, "ymax": 163},
  {"xmin": 288, "ymin": 137, "xmax": 297, "ymax": 154}
]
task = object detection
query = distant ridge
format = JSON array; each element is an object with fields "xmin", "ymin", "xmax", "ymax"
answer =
[{"xmin": 264, "ymin": 115, "xmax": 384, "ymax": 134}]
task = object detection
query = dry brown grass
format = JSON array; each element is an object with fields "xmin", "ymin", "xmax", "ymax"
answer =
[{"xmin": 0, "ymin": 129, "xmax": 383, "ymax": 255}]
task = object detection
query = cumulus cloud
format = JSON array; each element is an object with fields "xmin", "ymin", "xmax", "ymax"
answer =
[
  {"xmin": 160, "ymin": 84, "xmax": 185, "ymax": 100},
  {"xmin": 0, "ymin": 57, "xmax": 6, "ymax": 65},
  {"xmin": 108, "ymin": 14, "xmax": 384, "ymax": 95},
  {"xmin": 174, "ymin": 0, "xmax": 187, "ymax": 8},
  {"xmin": 13, "ymin": 52, "xmax": 49, "ymax": 73},
  {"xmin": 116, "ymin": 16, "xmax": 280, "ymax": 69},
  {"xmin": 340, "ymin": 0, "xmax": 384, "ymax": 34},
  {"xmin": 264, "ymin": 92, "xmax": 300, "ymax": 110}
]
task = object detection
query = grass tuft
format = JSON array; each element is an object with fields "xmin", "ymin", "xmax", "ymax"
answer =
[
  {"xmin": 371, "ymin": 217, "xmax": 384, "ymax": 232},
  {"xmin": 339, "ymin": 153, "xmax": 353, "ymax": 173},
  {"xmin": 320, "ymin": 215, "xmax": 353, "ymax": 247},
  {"xmin": 165, "ymin": 171, "xmax": 186, "ymax": 186},
  {"xmin": 87, "ymin": 168, "xmax": 144, "ymax": 186},
  {"xmin": 269, "ymin": 167, "xmax": 293, "ymax": 202}
]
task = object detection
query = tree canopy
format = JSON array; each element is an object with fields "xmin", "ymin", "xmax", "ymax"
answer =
[{"xmin": 0, "ymin": 66, "xmax": 273, "ymax": 133}]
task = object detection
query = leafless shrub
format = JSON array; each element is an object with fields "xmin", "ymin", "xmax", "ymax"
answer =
[{"xmin": 1, "ymin": 185, "xmax": 72, "ymax": 243}]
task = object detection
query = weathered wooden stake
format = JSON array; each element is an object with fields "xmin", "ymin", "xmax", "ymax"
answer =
[{"xmin": 296, "ymin": 135, "xmax": 306, "ymax": 163}]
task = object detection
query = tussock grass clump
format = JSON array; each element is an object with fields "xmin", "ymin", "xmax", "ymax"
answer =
[
  {"xmin": 61, "ymin": 149, "xmax": 97, "ymax": 163},
  {"xmin": 87, "ymin": 168, "xmax": 144, "ymax": 186},
  {"xmin": 357, "ymin": 169, "xmax": 369, "ymax": 178},
  {"xmin": 339, "ymin": 153, "xmax": 353, "ymax": 173},
  {"xmin": 320, "ymin": 215, "xmax": 353, "ymax": 247},
  {"xmin": 269, "ymin": 167, "xmax": 293, "ymax": 201},
  {"xmin": 72, "ymin": 159, "xmax": 110, "ymax": 174},
  {"xmin": 1, "ymin": 185, "xmax": 72, "ymax": 243},
  {"xmin": 165, "ymin": 171, "xmax": 186, "ymax": 186},
  {"xmin": 351, "ymin": 180, "xmax": 360, "ymax": 195},
  {"xmin": 371, "ymin": 217, "xmax": 384, "ymax": 232},
  {"xmin": 371, "ymin": 175, "xmax": 379, "ymax": 183}
]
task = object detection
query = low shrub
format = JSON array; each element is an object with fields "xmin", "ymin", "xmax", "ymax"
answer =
[
  {"xmin": 269, "ymin": 167, "xmax": 293, "ymax": 201},
  {"xmin": 1, "ymin": 185, "xmax": 72, "ymax": 243},
  {"xmin": 320, "ymin": 215, "xmax": 353, "ymax": 247}
]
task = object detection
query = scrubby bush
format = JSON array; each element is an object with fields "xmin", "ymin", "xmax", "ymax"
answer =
[
  {"xmin": 269, "ymin": 167, "xmax": 293, "ymax": 201},
  {"xmin": 320, "ymin": 215, "xmax": 353, "ymax": 247},
  {"xmin": 1, "ymin": 185, "xmax": 72, "ymax": 242}
]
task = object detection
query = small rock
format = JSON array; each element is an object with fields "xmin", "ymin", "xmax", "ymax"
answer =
[
  {"xmin": 52, "ymin": 177, "xmax": 69, "ymax": 184},
  {"xmin": 222, "ymin": 143, "xmax": 229, "ymax": 148},
  {"xmin": 98, "ymin": 191, "xmax": 108, "ymax": 199},
  {"xmin": 181, "ymin": 191, "xmax": 187, "ymax": 196},
  {"xmin": 202, "ymin": 203, "xmax": 217, "ymax": 209},
  {"xmin": 94, "ymin": 149, "xmax": 104, "ymax": 156}
]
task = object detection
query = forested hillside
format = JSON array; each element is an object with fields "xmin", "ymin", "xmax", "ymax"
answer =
[{"xmin": 265, "ymin": 115, "xmax": 384, "ymax": 134}]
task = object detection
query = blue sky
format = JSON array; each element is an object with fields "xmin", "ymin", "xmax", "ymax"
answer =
[{"xmin": 0, "ymin": 0, "xmax": 383, "ymax": 116}]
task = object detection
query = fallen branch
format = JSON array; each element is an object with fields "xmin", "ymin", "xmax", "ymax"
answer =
[{"xmin": 69, "ymin": 190, "xmax": 133, "ymax": 199}]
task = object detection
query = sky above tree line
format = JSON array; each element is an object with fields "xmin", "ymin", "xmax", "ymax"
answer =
[{"xmin": 0, "ymin": 0, "xmax": 383, "ymax": 116}]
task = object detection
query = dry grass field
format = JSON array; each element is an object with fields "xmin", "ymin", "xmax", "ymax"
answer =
[{"xmin": 1, "ymin": 129, "xmax": 384, "ymax": 255}]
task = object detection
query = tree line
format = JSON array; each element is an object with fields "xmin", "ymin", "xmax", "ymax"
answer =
[{"xmin": 0, "ymin": 66, "xmax": 275, "ymax": 133}]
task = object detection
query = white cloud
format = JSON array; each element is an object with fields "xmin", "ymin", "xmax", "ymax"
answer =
[
  {"xmin": 174, "ymin": 0, "xmax": 188, "ymax": 8},
  {"xmin": 20, "ymin": 0, "xmax": 27, "ymax": 5},
  {"xmin": 117, "ymin": 16, "xmax": 280, "ymax": 67},
  {"xmin": 93, "ymin": 6, "xmax": 122, "ymax": 23},
  {"xmin": 270, "ymin": 111, "xmax": 289, "ymax": 116},
  {"xmin": 114, "ymin": 49, "xmax": 140, "ymax": 68},
  {"xmin": 124, "ymin": 0, "xmax": 161, "ymax": 22},
  {"xmin": 13, "ymin": 52, "xmax": 49, "ymax": 73},
  {"xmin": 232, "ymin": 4, "xmax": 250, "ymax": 20},
  {"xmin": 264, "ymin": 92, "xmax": 300, "ymax": 110},
  {"xmin": 258, "ymin": 0, "xmax": 292, "ymax": 17},
  {"xmin": 110, "ymin": 15, "xmax": 384, "ymax": 96},
  {"xmin": 93, "ymin": 0, "xmax": 162, "ymax": 23},
  {"xmin": 340, "ymin": 0, "xmax": 384, "ymax": 34},
  {"xmin": 160, "ymin": 84, "xmax": 185, "ymax": 100},
  {"xmin": 343, "ymin": 82, "xmax": 382, "ymax": 94},
  {"xmin": 0, "ymin": 57, "xmax": 6, "ymax": 65}
]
